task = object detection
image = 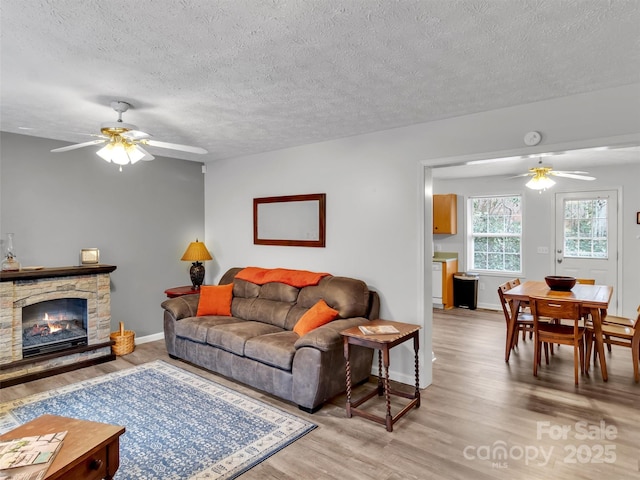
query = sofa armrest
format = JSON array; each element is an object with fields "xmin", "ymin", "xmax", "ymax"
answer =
[
  {"xmin": 294, "ymin": 317, "xmax": 369, "ymax": 352},
  {"xmin": 161, "ymin": 294, "xmax": 199, "ymax": 321}
]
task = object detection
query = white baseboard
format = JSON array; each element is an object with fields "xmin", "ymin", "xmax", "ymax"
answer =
[
  {"xmin": 477, "ymin": 302, "xmax": 500, "ymax": 311},
  {"xmin": 385, "ymin": 369, "xmax": 418, "ymax": 386},
  {"xmin": 135, "ymin": 332, "xmax": 164, "ymax": 345}
]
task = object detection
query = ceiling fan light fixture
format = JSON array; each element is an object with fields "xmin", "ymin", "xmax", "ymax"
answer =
[
  {"xmin": 96, "ymin": 141, "xmax": 145, "ymax": 165},
  {"xmin": 125, "ymin": 144, "xmax": 146, "ymax": 164},
  {"xmin": 100, "ymin": 122, "xmax": 138, "ymax": 136},
  {"xmin": 96, "ymin": 143, "xmax": 115, "ymax": 162},
  {"xmin": 526, "ymin": 175, "xmax": 555, "ymax": 191},
  {"xmin": 111, "ymin": 147, "xmax": 131, "ymax": 166}
]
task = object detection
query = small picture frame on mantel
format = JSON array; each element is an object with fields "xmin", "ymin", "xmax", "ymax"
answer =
[
  {"xmin": 637, "ymin": 212, "xmax": 640, "ymax": 224},
  {"xmin": 80, "ymin": 248, "xmax": 100, "ymax": 265}
]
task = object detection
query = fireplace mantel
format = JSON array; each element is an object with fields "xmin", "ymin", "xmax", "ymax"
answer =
[{"xmin": 1, "ymin": 264, "xmax": 117, "ymax": 282}]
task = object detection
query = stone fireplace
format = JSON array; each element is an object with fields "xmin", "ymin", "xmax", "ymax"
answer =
[{"xmin": 0, "ymin": 265, "xmax": 117, "ymax": 386}]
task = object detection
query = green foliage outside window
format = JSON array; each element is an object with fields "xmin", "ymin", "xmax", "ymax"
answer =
[
  {"xmin": 563, "ymin": 199, "xmax": 608, "ymax": 258},
  {"xmin": 470, "ymin": 195, "xmax": 522, "ymax": 272}
]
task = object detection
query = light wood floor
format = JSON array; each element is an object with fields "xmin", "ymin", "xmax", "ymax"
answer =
[{"xmin": 1, "ymin": 308, "xmax": 639, "ymax": 479}]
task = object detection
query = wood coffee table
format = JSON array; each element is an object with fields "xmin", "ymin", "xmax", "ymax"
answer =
[{"xmin": 0, "ymin": 414, "xmax": 125, "ymax": 480}]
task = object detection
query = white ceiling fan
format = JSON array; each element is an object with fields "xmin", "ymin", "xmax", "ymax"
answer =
[
  {"xmin": 51, "ymin": 101, "xmax": 207, "ymax": 170},
  {"xmin": 514, "ymin": 159, "xmax": 596, "ymax": 190}
]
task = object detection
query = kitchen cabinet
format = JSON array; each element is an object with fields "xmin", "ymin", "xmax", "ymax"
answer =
[
  {"xmin": 433, "ymin": 194, "xmax": 457, "ymax": 234},
  {"xmin": 432, "ymin": 258, "xmax": 458, "ymax": 309}
]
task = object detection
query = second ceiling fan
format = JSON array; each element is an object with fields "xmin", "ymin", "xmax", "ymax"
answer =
[{"xmin": 515, "ymin": 160, "xmax": 596, "ymax": 190}]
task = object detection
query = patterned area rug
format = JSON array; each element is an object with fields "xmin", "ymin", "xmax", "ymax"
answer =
[{"xmin": 0, "ymin": 360, "xmax": 316, "ymax": 479}]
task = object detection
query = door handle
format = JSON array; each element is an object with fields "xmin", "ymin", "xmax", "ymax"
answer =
[{"xmin": 557, "ymin": 258, "xmax": 563, "ymax": 264}]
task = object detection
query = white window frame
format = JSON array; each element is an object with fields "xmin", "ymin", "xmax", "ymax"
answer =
[{"xmin": 467, "ymin": 194, "xmax": 523, "ymax": 275}]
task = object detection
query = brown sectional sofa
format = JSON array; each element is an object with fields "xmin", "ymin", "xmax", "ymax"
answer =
[{"xmin": 161, "ymin": 267, "xmax": 379, "ymax": 412}]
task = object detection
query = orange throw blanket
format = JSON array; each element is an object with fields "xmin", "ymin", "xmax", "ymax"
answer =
[{"xmin": 236, "ymin": 267, "xmax": 330, "ymax": 288}]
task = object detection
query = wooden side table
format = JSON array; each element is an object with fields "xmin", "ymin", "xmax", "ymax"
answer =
[
  {"xmin": 164, "ymin": 285, "xmax": 200, "ymax": 298},
  {"xmin": 341, "ymin": 319, "xmax": 421, "ymax": 432},
  {"xmin": 0, "ymin": 414, "xmax": 125, "ymax": 480}
]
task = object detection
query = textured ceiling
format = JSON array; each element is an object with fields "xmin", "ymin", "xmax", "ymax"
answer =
[{"xmin": 1, "ymin": 0, "xmax": 639, "ymax": 164}]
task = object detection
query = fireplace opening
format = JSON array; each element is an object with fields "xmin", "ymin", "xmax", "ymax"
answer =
[{"xmin": 22, "ymin": 298, "xmax": 88, "ymax": 357}]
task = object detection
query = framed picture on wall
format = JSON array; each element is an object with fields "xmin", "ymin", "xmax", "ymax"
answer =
[
  {"xmin": 253, "ymin": 193, "xmax": 326, "ymax": 247},
  {"xmin": 80, "ymin": 248, "xmax": 100, "ymax": 264}
]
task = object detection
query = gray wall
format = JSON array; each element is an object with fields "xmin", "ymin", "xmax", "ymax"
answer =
[{"xmin": 0, "ymin": 132, "xmax": 205, "ymax": 337}]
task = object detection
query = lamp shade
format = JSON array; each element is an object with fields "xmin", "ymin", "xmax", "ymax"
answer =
[{"xmin": 181, "ymin": 240, "xmax": 212, "ymax": 262}]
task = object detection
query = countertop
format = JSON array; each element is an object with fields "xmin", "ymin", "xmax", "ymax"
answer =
[{"xmin": 432, "ymin": 252, "xmax": 458, "ymax": 263}]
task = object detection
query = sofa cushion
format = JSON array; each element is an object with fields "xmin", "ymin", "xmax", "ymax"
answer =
[
  {"xmin": 283, "ymin": 306, "xmax": 307, "ymax": 331},
  {"xmin": 293, "ymin": 299, "xmax": 340, "ymax": 336},
  {"xmin": 297, "ymin": 276, "xmax": 369, "ymax": 318},
  {"xmin": 232, "ymin": 297, "xmax": 294, "ymax": 329},
  {"xmin": 258, "ymin": 282, "xmax": 300, "ymax": 303},
  {"xmin": 206, "ymin": 321, "xmax": 284, "ymax": 356},
  {"xmin": 244, "ymin": 331, "xmax": 299, "ymax": 370},
  {"xmin": 233, "ymin": 278, "xmax": 260, "ymax": 299},
  {"xmin": 196, "ymin": 284, "xmax": 233, "ymax": 316},
  {"xmin": 174, "ymin": 316, "xmax": 243, "ymax": 344}
]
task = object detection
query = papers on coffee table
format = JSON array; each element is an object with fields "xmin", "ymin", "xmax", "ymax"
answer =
[
  {"xmin": 0, "ymin": 431, "xmax": 67, "ymax": 480},
  {"xmin": 358, "ymin": 325, "xmax": 400, "ymax": 335}
]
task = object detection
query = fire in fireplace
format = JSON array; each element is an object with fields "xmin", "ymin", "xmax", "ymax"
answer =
[{"xmin": 22, "ymin": 298, "xmax": 88, "ymax": 357}]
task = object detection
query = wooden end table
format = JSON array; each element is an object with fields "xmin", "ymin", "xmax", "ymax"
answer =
[
  {"xmin": 164, "ymin": 285, "xmax": 201, "ymax": 298},
  {"xmin": 341, "ymin": 319, "xmax": 421, "ymax": 432},
  {"xmin": 0, "ymin": 414, "xmax": 125, "ymax": 480}
]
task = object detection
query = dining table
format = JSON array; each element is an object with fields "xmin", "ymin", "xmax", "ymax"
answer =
[{"xmin": 502, "ymin": 280, "xmax": 613, "ymax": 381}]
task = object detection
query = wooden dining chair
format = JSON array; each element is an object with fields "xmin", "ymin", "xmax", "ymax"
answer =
[
  {"xmin": 553, "ymin": 278, "xmax": 595, "ymax": 334},
  {"xmin": 498, "ymin": 281, "xmax": 534, "ymax": 351},
  {"xmin": 570, "ymin": 278, "xmax": 597, "ymax": 344},
  {"xmin": 530, "ymin": 297, "xmax": 585, "ymax": 385},
  {"xmin": 562, "ymin": 279, "xmax": 595, "ymax": 322},
  {"xmin": 511, "ymin": 278, "xmax": 533, "ymax": 340},
  {"xmin": 586, "ymin": 306, "xmax": 640, "ymax": 382}
]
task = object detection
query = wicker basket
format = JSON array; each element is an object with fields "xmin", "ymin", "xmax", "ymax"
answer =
[{"xmin": 110, "ymin": 321, "xmax": 135, "ymax": 356}]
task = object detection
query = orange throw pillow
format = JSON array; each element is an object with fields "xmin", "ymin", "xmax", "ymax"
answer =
[
  {"xmin": 293, "ymin": 299, "xmax": 339, "ymax": 336},
  {"xmin": 196, "ymin": 284, "xmax": 234, "ymax": 316}
]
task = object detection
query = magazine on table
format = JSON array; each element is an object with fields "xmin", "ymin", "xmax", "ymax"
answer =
[
  {"xmin": 0, "ymin": 431, "xmax": 67, "ymax": 480},
  {"xmin": 358, "ymin": 324, "xmax": 400, "ymax": 335}
]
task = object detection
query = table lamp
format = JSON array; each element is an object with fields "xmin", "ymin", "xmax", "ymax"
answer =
[{"xmin": 180, "ymin": 239, "xmax": 212, "ymax": 289}]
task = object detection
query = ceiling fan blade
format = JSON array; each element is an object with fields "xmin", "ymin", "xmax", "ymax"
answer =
[
  {"xmin": 507, "ymin": 173, "xmax": 533, "ymax": 179},
  {"xmin": 51, "ymin": 139, "xmax": 107, "ymax": 153},
  {"xmin": 142, "ymin": 139, "xmax": 207, "ymax": 154},
  {"xmin": 22, "ymin": 127, "xmax": 104, "ymax": 138},
  {"xmin": 552, "ymin": 170, "xmax": 591, "ymax": 175},
  {"xmin": 551, "ymin": 172, "xmax": 596, "ymax": 181},
  {"xmin": 121, "ymin": 130, "xmax": 151, "ymax": 141},
  {"xmin": 137, "ymin": 146, "xmax": 155, "ymax": 161}
]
